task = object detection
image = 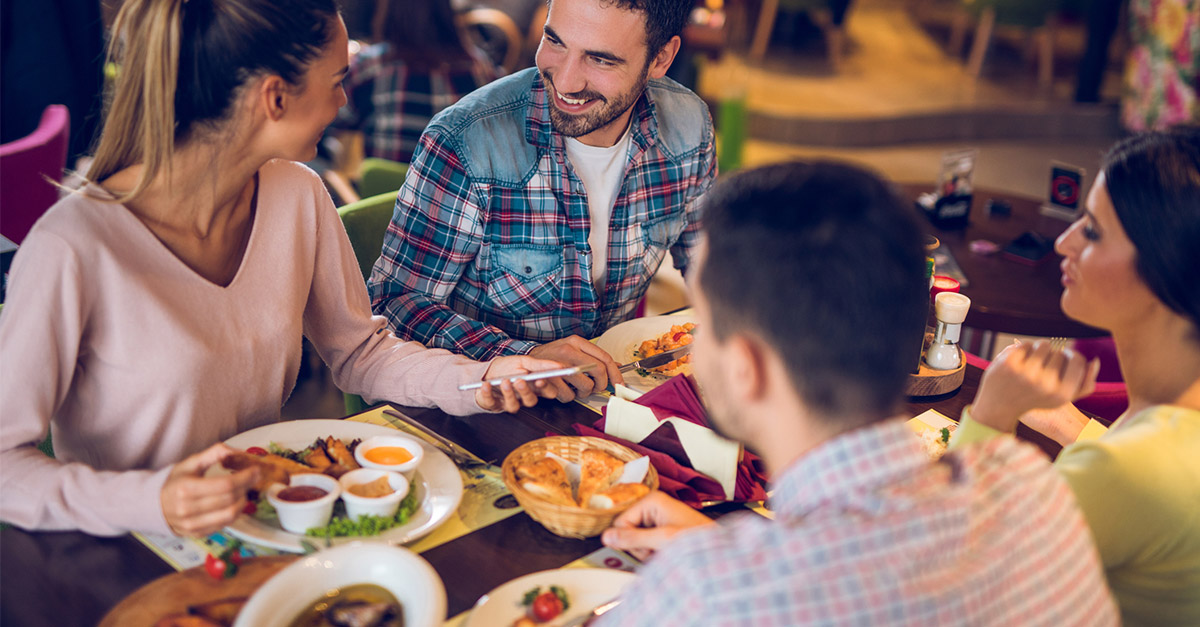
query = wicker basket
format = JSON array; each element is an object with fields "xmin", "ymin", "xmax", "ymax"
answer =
[{"xmin": 502, "ymin": 436, "xmax": 659, "ymax": 539}]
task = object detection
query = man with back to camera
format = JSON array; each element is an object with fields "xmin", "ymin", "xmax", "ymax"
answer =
[
  {"xmin": 594, "ymin": 161, "xmax": 1118, "ymax": 626},
  {"xmin": 368, "ymin": 0, "xmax": 716, "ymax": 403}
]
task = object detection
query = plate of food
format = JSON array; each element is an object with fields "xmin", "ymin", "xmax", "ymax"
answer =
[
  {"xmin": 594, "ymin": 314, "xmax": 696, "ymax": 394},
  {"xmin": 215, "ymin": 419, "xmax": 463, "ymax": 553},
  {"xmin": 466, "ymin": 567, "xmax": 636, "ymax": 627},
  {"xmin": 234, "ymin": 543, "xmax": 445, "ymax": 627},
  {"xmin": 907, "ymin": 409, "xmax": 957, "ymax": 460}
]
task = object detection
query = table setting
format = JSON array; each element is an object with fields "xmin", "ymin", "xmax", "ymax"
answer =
[{"xmin": 1, "ymin": 308, "xmax": 1038, "ymax": 627}]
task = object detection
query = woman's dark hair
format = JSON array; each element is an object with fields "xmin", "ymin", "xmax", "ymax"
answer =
[
  {"xmin": 1102, "ymin": 125, "xmax": 1200, "ymax": 331},
  {"xmin": 88, "ymin": 0, "xmax": 339, "ymax": 201},
  {"xmin": 699, "ymin": 161, "xmax": 928, "ymax": 421},
  {"xmin": 377, "ymin": 0, "xmax": 474, "ymax": 69}
]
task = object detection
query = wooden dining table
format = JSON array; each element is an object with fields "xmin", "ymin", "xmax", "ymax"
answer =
[
  {"xmin": 898, "ymin": 183, "xmax": 1107, "ymax": 345},
  {"xmin": 0, "ymin": 363, "xmax": 1062, "ymax": 626}
]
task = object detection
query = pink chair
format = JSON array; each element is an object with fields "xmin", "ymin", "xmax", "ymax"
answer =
[{"xmin": 1, "ymin": 105, "xmax": 70, "ymax": 244}]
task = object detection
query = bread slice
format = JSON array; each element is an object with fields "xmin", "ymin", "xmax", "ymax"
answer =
[
  {"xmin": 576, "ymin": 449, "xmax": 625, "ymax": 507},
  {"xmin": 587, "ymin": 482, "xmax": 650, "ymax": 510},
  {"xmin": 515, "ymin": 457, "xmax": 575, "ymax": 507}
]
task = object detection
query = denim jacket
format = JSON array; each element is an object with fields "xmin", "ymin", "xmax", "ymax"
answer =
[{"xmin": 369, "ymin": 68, "xmax": 716, "ymax": 360}]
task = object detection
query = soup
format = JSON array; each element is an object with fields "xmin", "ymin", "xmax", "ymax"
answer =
[{"xmin": 288, "ymin": 583, "xmax": 403, "ymax": 627}]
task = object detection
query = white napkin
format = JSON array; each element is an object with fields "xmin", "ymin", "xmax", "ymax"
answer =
[{"xmin": 603, "ymin": 396, "xmax": 740, "ymax": 499}]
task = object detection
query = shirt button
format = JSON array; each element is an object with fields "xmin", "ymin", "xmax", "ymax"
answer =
[{"xmin": 524, "ymin": 266, "xmax": 533, "ymax": 274}]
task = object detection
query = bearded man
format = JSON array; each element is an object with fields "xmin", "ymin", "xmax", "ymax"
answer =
[{"xmin": 368, "ymin": 0, "xmax": 715, "ymax": 402}]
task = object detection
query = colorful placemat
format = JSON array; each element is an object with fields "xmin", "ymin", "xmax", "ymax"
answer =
[{"xmin": 134, "ymin": 406, "xmax": 521, "ymax": 570}]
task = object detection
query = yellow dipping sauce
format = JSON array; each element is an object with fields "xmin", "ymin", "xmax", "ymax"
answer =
[{"xmin": 364, "ymin": 446, "xmax": 413, "ymax": 466}]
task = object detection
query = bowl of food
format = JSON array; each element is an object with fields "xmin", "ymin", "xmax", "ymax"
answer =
[
  {"xmin": 501, "ymin": 436, "xmax": 658, "ymax": 539},
  {"xmin": 233, "ymin": 543, "xmax": 445, "ymax": 627},
  {"xmin": 338, "ymin": 468, "xmax": 409, "ymax": 520},
  {"xmin": 354, "ymin": 435, "xmax": 424, "ymax": 477},
  {"xmin": 264, "ymin": 473, "xmax": 341, "ymax": 535}
]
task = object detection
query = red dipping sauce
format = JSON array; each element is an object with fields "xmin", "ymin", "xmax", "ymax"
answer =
[{"xmin": 276, "ymin": 485, "xmax": 328, "ymax": 502}]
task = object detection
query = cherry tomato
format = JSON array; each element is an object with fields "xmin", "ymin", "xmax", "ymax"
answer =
[
  {"xmin": 530, "ymin": 591, "xmax": 563, "ymax": 622},
  {"xmin": 203, "ymin": 542, "xmax": 244, "ymax": 580},
  {"xmin": 245, "ymin": 446, "xmax": 268, "ymax": 456}
]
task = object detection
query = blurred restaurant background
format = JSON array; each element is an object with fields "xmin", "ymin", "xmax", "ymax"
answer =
[{"xmin": 2, "ymin": 0, "xmax": 1197, "ymax": 418}]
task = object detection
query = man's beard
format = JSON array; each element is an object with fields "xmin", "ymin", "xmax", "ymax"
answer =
[{"xmin": 541, "ymin": 68, "xmax": 647, "ymax": 139}]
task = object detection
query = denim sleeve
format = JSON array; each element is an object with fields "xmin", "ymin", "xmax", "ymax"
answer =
[
  {"xmin": 670, "ymin": 111, "xmax": 717, "ymax": 276},
  {"xmin": 368, "ymin": 128, "xmax": 537, "ymax": 360}
]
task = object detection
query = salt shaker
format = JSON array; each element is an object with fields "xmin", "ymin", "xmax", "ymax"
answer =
[{"xmin": 925, "ymin": 292, "xmax": 971, "ymax": 370}]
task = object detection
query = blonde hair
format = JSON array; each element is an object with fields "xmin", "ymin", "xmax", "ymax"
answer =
[{"xmin": 85, "ymin": 0, "xmax": 339, "ymax": 204}]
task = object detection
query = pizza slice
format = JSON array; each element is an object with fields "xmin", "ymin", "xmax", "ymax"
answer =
[
  {"xmin": 515, "ymin": 457, "xmax": 575, "ymax": 507},
  {"xmin": 576, "ymin": 449, "xmax": 625, "ymax": 507}
]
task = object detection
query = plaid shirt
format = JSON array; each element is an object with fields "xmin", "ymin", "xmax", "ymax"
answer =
[
  {"xmin": 598, "ymin": 419, "xmax": 1118, "ymax": 627},
  {"xmin": 368, "ymin": 68, "xmax": 716, "ymax": 360},
  {"xmin": 331, "ymin": 43, "xmax": 497, "ymax": 163}
]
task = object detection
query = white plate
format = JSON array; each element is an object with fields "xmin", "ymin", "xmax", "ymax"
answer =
[
  {"xmin": 233, "ymin": 543, "xmax": 445, "ymax": 627},
  {"xmin": 594, "ymin": 314, "xmax": 695, "ymax": 394},
  {"xmin": 467, "ymin": 567, "xmax": 636, "ymax": 627},
  {"xmin": 218, "ymin": 419, "xmax": 463, "ymax": 553}
]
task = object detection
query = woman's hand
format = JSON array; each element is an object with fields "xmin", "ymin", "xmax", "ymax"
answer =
[
  {"xmin": 161, "ymin": 443, "xmax": 258, "ymax": 537},
  {"xmin": 600, "ymin": 491, "xmax": 714, "ymax": 561},
  {"xmin": 972, "ymin": 340, "xmax": 1100, "ymax": 433},
  {"xmin": 475, "ymin": 355, "xmax": 566, "ymax": 413}
]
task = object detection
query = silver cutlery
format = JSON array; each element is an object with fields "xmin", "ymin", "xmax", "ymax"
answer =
[
  {"xmin": 617, "ymin": 344, "xmax": 692, "ymax": 373},
  {"xmin": 562, "ymin": 598, "xmax": 622, "ymax": 627},
  {"xmin": 381, "ymin": 408, "xmax": 490, "ymax": 469}
]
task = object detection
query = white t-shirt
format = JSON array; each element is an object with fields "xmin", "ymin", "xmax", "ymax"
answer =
[{"xmin": 565, "ymin": 124, "xmax": 633, "ymax": 296}]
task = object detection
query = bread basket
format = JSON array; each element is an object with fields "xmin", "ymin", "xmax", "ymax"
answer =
[{"xmin": 502, "ymin": 436, "xmax": 659, "ymax": 539}]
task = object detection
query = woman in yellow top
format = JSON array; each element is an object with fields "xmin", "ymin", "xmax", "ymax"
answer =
[{"xmin": 953, "ymin": 125, "xmax": 1200, "ymax": 626}]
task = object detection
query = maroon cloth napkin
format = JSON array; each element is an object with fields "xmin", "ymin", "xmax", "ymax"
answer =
[{"xmin": 567, "ymin": 375, "xmax": 768, "ymax": 508}]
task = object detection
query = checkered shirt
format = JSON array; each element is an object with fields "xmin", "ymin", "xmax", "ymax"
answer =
[
  {"xmin": 369, "ymin": 68, "xmax": 716, "ymax": 360},
  {"xmin": 597, "ymin": 419, "xmax": 1118, "ymax": 627},
  {"xmin": 332, "ymin": 43, "xmax": 497, "ymax": 163}
]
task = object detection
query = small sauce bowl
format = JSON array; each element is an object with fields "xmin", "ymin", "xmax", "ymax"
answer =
[
  {"xmin": 265, "ymin": 473, "xmax": 340, "ymax": 534},
  {"xmin": 338, "ymin": 468, "xmax": 410, "ymax": 520},
  {"xmin": 354, "ymin": 435, "xmax": 424, "ymax": 477}
]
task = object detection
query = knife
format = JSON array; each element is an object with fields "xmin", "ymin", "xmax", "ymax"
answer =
[{"xmin": 618, "ymin": 343, "xmax": 692, "ymax": 373}]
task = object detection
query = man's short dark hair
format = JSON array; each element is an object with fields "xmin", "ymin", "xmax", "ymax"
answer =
[
  {"xmin": 699, "ymin": 161, "xmax": 928, "ymax": 421},
  {"xmin": 551, "ymin": 0, "xmax": 692, "ymax": 61}
]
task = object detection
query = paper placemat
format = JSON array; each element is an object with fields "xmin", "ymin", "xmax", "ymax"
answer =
[
  {"xmin": 135, "ymin": 406, "xmax": 521, "ymax": 570},
  {"xmin": 443, "ymin": 547, "xmax": 640, "ymax": 626}
]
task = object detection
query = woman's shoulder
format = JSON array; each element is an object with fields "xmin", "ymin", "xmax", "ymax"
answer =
[{"xmin": 1064, "ymin": 405, "xmax": 1199, "ymax": 491}]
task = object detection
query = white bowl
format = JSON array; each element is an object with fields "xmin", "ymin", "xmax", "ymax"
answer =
[
  {"xmin": 338, "ymin": 468, "xmax": 409, "ymax": 520},
  {"xmin": 265, "ymin": 473, "xmax": 340, "ymax": 534},
  {"xmin": 354, "ymin": 435, "xmax": 424, "ymax": 476},
  {"xmin": 233, "ymin": 543, "xmax": 446, "ymax": 627}
]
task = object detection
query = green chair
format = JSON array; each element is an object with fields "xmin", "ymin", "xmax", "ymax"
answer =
[
  {"xmin": 337, "ymin": 191, "xmax": 400, "ymax": 413},
  {"xmin": 357, "ymin": 158, "xmax": 409, "ymax": 200},
  {"xmin": 337, "ymin": 191, "xmax": 398, "ymax": 283}
]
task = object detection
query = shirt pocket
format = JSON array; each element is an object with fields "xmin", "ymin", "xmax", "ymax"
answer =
[
  {"xmin": 485, "ymin": 244, "xmax": 565, "ymax": 318},
  {"xmin": 639, "ymin": 212, "xmax": 686, "ymax": 275}
]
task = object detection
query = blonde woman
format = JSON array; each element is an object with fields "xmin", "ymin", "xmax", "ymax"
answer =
[
  {"xmin": 955, "ymin": 126, "xmax": 1200, "ymax": 625},
  {"xmin": 0, "ymin": 0, "xmax": 559, "ymax": 538}
]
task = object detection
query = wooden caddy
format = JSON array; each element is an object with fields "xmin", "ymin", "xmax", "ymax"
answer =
[{"xmin": 906, "ymin": 348, "xmax": 966, "ymax": 397}]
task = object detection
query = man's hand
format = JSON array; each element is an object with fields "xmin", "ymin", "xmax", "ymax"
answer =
[
  {"xmin": 600, "ymin": 491, "xmax": 714, "ymax": 561},
  {"xmin": 476, "ymin": 355, "xmax": 566, "ymax": 413},
  {"xmin": 162, "ymin": 444, "xmax": 258, "ymax": 537},
  {"xmin": 527, "ymin": 336, "xmax": 623, "ymax": 402},
  {"xmin": 972, "ymin": 340, "xmax": 1100, "ymax": 433}
]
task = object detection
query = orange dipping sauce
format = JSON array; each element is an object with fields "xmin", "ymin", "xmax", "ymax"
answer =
[{"xmin": 363, "ymin": 446, "xmax": 413, "ymax": 466}]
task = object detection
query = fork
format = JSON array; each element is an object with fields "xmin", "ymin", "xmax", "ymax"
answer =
[
  {"xmin": 381, "ymin": 409, "xmax": 490, "ymax": 469},
  {"xmin": 1048, "ymin": 337, "xmax": 1071, "ymax": 352}
]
